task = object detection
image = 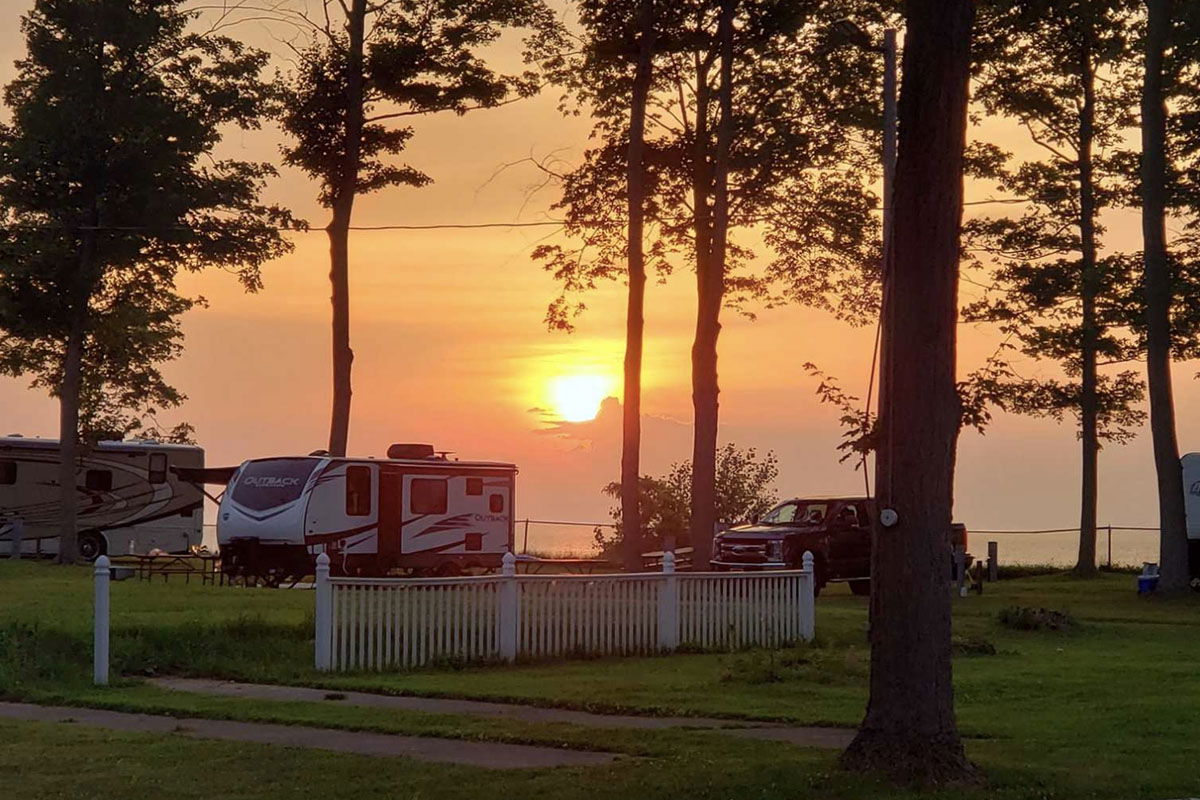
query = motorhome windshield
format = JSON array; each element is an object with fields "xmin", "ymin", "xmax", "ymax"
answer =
[{"xmin": 230, "ymin": 459, "xmax": 319, "ymax": 511}]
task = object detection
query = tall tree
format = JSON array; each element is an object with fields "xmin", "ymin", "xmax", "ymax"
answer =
[
  {"xmin": 1141, "ymin": 0, "xmax": 1190, "ymax": 591},
  {"xmin": 279, "ymin": 0, "xmax": 556, "ymax": 457},
  {"xmin": 619, "ymin": 0, "xmax": 657, "ymax": 571},
  {"xmin": 840, "ymin": 0, "xmax": 978, "ymax": 784},
  {"xmin": 0, "ymin": 0, "xmax": 292, "ymax": 563},
  {"xmin": 968, "ymin": 0, "xmax": 1143, "ymax": 576},
  {"xmin": 537, "ymin": 0, "xmax": 883, "ymax": 569}
]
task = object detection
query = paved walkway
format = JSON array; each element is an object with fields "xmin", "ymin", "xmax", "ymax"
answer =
[
  {"xmin": 150, "ymin": 677, "xmax": 855, "ymax": 749},
  {"xmin": 0, "ymin": 701, "xmax": 615, "ymax": 769}
]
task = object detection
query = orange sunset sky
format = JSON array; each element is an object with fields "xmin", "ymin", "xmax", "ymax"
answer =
[{"xmin": 1, "ymin": 2, "xmax": 1197, "ymax": 551}]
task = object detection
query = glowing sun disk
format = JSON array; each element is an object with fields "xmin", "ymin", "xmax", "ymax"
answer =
[{"xmin": 549, "ymin": 375, "xmax": 611, "ymax": 422}]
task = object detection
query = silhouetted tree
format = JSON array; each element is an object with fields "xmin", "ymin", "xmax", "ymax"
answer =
[
  {"xmin": 280, "ymin": 0, "xmax": 558, "ymax": 456},
  {"xmin": 967, "ymin": 0, "xmax": 1143, "ymax": 576},
  {"xmin": 598, "ymin": 443, "xmax": 778, "ymax": 558},
  {"xmin": 839, "ymin": 0, "xmax": 979, "ymax": 784},
  {"xmin": 537, "ymin": 0, "xmax": 884, "ymax": 570},
  {"xmin": 0, "ymin": 0, "xmax": 292, "ymax": 563}
]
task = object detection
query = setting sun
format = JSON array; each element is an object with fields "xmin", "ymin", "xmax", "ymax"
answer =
[{"xmin": 548, "ymin": 375, "xmax": 613, "ymax": 423}]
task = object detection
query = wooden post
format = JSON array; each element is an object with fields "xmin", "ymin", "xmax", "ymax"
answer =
[
  {"xmin": 657, "ymin": 550, "xmax": 679, "ymax": 651},
  {"xmin": 1106, "ymin": 525, "xmax": 1112, "ymax": 568},
  {"xmin": 93, "ymin": 555, "xmax": 110, "ymax": 685},
  {"xmin": 499, "ymin": 551, "xmax": 518, "ymax": 662},
  {"xmin": 987, "ymin": 540, "xmax": 998, "ymax": 582},
  {"xmin": 314, "ymin": 553, "xmax": 332, "ymax": 671}
]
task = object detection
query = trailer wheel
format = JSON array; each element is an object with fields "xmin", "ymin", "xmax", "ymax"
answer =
[
  {"xmin": 849, "ymin": 579, "xmax": 871, "ymax": 597},
  {"xmin": 434, "ymin": 561, "xmax": 463, "ymax": 578},
  {"xmin": 77, "ymin": 532, "xmax": 106, "ymax": 562}
]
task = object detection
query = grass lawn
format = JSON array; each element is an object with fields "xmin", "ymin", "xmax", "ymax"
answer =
[{"xmin": 1, "ymin": 559, "xmax": 1199, "ymax": 799}]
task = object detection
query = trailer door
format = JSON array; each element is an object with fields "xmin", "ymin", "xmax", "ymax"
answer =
[{"xmin": 378, "ymin": 469, "xmax": 403, "ymax": 561}]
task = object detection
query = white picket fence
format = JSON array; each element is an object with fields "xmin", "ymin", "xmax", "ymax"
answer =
[{"xmin": 313, "ymin": 551, "xmax": 816, "ymax": 671}]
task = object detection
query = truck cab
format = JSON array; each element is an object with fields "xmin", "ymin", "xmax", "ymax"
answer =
[{"xmin": 710, "ymin": 496, "xmax": 968, "ymax": 596}]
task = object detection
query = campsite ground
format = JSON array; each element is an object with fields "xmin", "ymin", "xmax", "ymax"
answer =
[{"xmin": 1, "ymin": 560, "xmax": 1198, "ymax": 799}]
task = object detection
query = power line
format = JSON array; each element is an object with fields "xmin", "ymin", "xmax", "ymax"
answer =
[{"xmin": 0, "ymin": 221, "xmax": 566, "ymax": 233}]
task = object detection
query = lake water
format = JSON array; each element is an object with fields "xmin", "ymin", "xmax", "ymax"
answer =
[{"xmin": 202, "ymin": 521, "xmax": 1166, "ymax": 567}]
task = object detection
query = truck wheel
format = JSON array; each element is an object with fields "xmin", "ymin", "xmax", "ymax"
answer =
[
  {"xmin": 849, "ymin": 579, "xmax": 871, "ymax": 597},
  {"xmin": 77, "ymin": 532, "xmax": 106, "ymax": 562}
]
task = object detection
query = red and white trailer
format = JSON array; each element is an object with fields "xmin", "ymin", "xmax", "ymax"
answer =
[{"xmin": 216, "ymin": 444, "xmax": 516, "ymax": 581}]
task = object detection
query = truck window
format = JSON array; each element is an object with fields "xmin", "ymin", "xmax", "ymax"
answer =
[
  {"xmin": 148, "ymin": 453, "xmax": 167, "ymax": 484},
  {"xmin": 345, "ymin": 466, "xmax": 371, "ymax": 516},
  {"xmin": 411, "ymin": 478, "xmax": 448, "ymax": 515},
  {"xmin": 86, "ymin": 469, "xmax": 113, "ymax": 492},
  {"xmin": 0, "ymin": 460, "xmax": 15, "ymax": 485}
]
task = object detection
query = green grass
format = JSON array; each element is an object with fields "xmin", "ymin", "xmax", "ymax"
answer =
[{"xmin": 2, "ymin": 559, "xmax": 1199, "ymax": 799}]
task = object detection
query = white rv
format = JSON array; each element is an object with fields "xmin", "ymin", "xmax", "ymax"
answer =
[
  {"xmin": 0, "ymin": 436, "xmax": 205, "ymax": 560},
  {"xmin": 217, "ymin": 444, "xmax": 517, "ymax": 580},
  {"xmin": 1179, "ymin": 453, "xmax": 1200, "ymax": 577}
]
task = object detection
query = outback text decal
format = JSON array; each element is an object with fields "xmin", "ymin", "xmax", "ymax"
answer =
[{"xmin": 243, "ymin": 476, "xmax": 302, "ymax": 488}]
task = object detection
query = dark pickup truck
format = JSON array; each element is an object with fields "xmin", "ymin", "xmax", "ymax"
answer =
[{"xmin": 710, "ymin": 496, "xmax": 968, "ymax": 596}]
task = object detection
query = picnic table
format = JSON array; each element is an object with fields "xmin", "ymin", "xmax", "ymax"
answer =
[
  {"xmin": 514, "ymin": 554, "xmax": 619, "ymax": 575},
  {"xmin": 109, "ymin": 552, "xmax": 222, "ymax": 585}
]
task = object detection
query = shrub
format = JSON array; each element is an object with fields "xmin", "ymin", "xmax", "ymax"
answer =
[
  {"xmin": 951, "ymin": 635, "xmax": 997, "ymax": 656},
  {"xmin": 997, "ymin": 606, "xmax": 1076, "ymax": 632}
]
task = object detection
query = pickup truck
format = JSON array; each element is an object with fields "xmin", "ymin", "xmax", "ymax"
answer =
[{"xmin": 710, "ymin": 496, "xmax": 969, "ymax": 596}]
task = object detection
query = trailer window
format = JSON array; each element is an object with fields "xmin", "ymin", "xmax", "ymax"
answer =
[
  {"xmin": 466, "ymin": 477, "xmax": 483, "ymax": 496},
  {"xmin": 230, "ymin": 458, "xmax": 319, "ymax": 512},
  {"xmin": 489, "ymin": 493, "xmax": 504, "ymax": 513},
  {"xmin": 148, "ymin": 453, "xmax": 167, "ymax": 484},
  {"xmin": 345, "ymin": 466, "xmax": 372, "ymax": 516},
  {"xmin": 410, "ymin": 478, "xmax": 448, "ymax": 515},
  {"xmin": 0, "ymin": 460, "xmax": 15, "ymax": 485},
  {"xmin": 85, "ymin": 469, "xmax": 113, "ymax": 492}
]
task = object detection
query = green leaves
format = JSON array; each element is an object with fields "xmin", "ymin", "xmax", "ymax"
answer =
[{"xmin": 0, "ymin": 0, "xmax": 293, "ymax": 439}]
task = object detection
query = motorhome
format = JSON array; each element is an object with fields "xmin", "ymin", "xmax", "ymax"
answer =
[
  {"xmin": 217, "ymin": 444, "xmax": 517, "ymax": 580},
  {"xmin": 0, "ymin": 436, "xmax": 205, "ymax": 560}
]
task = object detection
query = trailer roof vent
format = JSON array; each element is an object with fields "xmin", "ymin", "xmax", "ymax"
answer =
[{"xmin": 387, "ymin": 443, "xmax": 436, "ymax": 460}]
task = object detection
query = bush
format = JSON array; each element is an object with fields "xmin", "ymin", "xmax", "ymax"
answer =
[
  {"xmin": 951, "ymin": 635, "xmax": 997, "ymax": 656},
  {"xmin": 997, "ymin": 606, "xmax": 1076, "ymax": 632}
]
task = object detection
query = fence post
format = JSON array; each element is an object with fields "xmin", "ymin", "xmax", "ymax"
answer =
[
  {"xmin": 314, "ymin": 553, "xmax": 332, "ymax": 671},
  {"xmin": 657, "ymin": 550, "xmax": 679, "ymax": 651},
  {"xmin": 1107, "ymin": 525, "xmax": 1113, "ymax": 569},
  {"xmin": 987, "ymin": 540, "xmax": 998, "ymax": 582},
  {"xmin": 93, "ymin": 555, "xmax": 110, "ymax": 686},
  {"xmin": 800, "ymin": 551, "xmax": 815, "ymax": 642},
  {"xmin": 499, "ymin": 551, "xmax": 518, "ymax": 662}
]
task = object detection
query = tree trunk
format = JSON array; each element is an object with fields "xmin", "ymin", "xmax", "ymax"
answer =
[
  {"xmin": 326, "ymin": 0, "xmax": 368, "ymax": 458},
  {"xmin": 687, "ymin": 50, "xmax": 716, "ymax": 566},
  {"xmin": 620, "ymin": 0, "xmax": 656, "ymax": 572},
  {"xmin": 1075, "ymin": 18, "xmax": 1100, "ymax": 578},
  {"xmin": 1142, "ymin": 0, "xmax": 1191, "ymax": 591},
  {"xmin": 56, "ymin": 315, "xmax": 85, "ymax": 564},
  {"xmin": 841, "ymin": 0, "xmax": 978, "ymax": 785}
]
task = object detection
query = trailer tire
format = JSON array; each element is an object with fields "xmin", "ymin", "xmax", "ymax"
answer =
[
  {"xmin": 77, "ymin": 532, "xmax": 106, "ymax": 562},
  {"xmin": 435, "ymin": 561, "xmax": 463, "ymax": 578},
  {"xmin": 849, "ymin": 579, "xmax": 871, "ymax": 597}
]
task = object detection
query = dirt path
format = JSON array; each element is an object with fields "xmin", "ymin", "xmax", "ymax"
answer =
[
  {"xmin": 150, "ymin": 677, "xmax": 855, "ymax": 749},
  {"xmin": 0, "ymin": 701, "xmax": 615, "ymax": 769}
]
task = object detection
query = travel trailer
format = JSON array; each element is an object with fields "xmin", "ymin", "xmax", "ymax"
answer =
[
  {"xmin": 0, "ymin": 436, "xmax": 205, "ymax": 560},
  {"xmin": 217, "ymin": 444, "xmax": 517, "ymax": 580},
  {"xmin": 1179, "ymin": 453, "xmax": 1200, "ymax": 578}
]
